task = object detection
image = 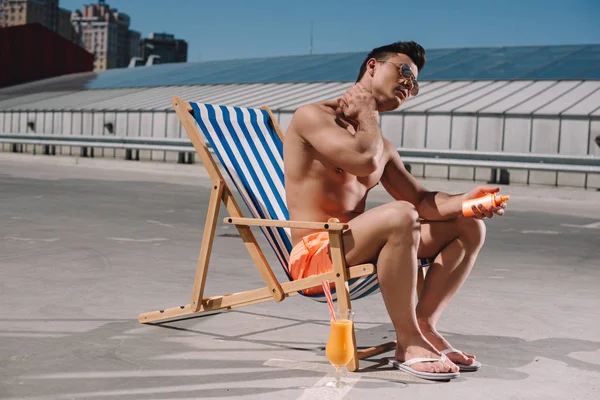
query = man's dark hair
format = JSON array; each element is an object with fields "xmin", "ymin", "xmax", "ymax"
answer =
[{"xmin": 356, "ymin": 41, "xmax": 426, "ymax": 82}]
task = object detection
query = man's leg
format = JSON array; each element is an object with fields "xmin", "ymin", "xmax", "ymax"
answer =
[
  {"xmin": 415, "ymin": 217, "xmax": 486, "ymax": 366},
  {"xmin": 343, "ymin": 201, "xmax": 458, "ymax": 374}
]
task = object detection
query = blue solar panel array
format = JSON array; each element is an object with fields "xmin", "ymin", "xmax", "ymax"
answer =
[{"xmin": 78, "ymin": 44, "xmax": 600, "ymax": 89}]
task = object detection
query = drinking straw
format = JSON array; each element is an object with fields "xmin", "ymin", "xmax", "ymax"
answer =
[{"xmin": 321, "ymin": 280, "xmax": 336, "ymax": 321}]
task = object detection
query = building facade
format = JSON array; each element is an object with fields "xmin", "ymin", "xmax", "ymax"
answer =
[
  {"xmin": 0, "ymin": 0, "xmax": 75, "ymax": 41},
  {"xmin": 70, "ymin": 0, "xmax": 140, "ymax": 72},
  {"xmin": 140, "ymin": 32, "xmax": 187, "ymax": 65}
]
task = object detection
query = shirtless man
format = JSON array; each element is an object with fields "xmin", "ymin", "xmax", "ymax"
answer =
[{"xmin": 284, "ymin": 41, "xmax": 505, "ymax": 378}]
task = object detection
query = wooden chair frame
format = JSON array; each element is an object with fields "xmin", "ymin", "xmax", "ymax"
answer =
[{"xmin": 138, "ymin": 96, "xmax": 426, "ymax": 372}]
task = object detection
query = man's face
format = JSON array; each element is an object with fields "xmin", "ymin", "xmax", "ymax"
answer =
[{"xmin": 370, "ymin": 53, "xmax": 419, "ymax": 112}]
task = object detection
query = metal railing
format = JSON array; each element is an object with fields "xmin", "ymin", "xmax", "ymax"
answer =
[
  {"xmin": 398, "ymin": 148, "xmax": 600, "ymax": 174},
  {"xmin": 1, "ymin": 133, "xmax": 599, "ymax": 183}
]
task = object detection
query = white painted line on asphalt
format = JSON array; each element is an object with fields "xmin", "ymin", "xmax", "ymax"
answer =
[
  {"xmin": 521, "ymin": 230, "xmax": 560, "ymax": 234},
  {"xmin": 561, "ymin": 221, "xmax": 600, "ymax": 229},
  {"xmin": 493, "ymin": 268, "xmax": 511, "ymax": 272},
  {"xmin": 146, "ymin": 219, "xmax": 175, "ymax": 228},
  {"xmin": 4, "ymin": 236, "xmax": 59, "ymax": 242},
  {"xmin": 105, "ymin": 237, "xmax": 169, "ymax": 242}
]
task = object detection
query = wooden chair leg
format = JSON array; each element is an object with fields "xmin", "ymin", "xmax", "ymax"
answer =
[{"xmin": 191, "ymin": 181, "xmax": 224, "ymax": 312}]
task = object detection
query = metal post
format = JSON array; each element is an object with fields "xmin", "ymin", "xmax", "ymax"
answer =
[
  {"xmin": 138, "ymin": 112, "xmax": 142, "ymax": 160},
  {"xmin": 447, "ymin": 114, "xmax": 454, "ymax": 180},
  {"xmin": 472, "ymin": 116, "xmax": 480, "ymax": 181},
  {"xmin": 150, "ymin": 111, "xmax": 155, "ymax": 161},
  {"xmin": 19, "ymin": 111, "xmax": 25, "ymax": 153},
  {"xmin": 555, "ymin": 117, "xmax": 563, "ymax": 186},
  {"xmin": 500, "ymin": 114, "xmax": 506, "ymax": 151},
  {"xmin": 526, "ymin": 117, "xmax": 534, "ymax": 185},
  {"xmin": 70, "ymin": 112, "xmax": 74, "ymax": 155},
  {"xmin": 51, "ymin": 111, "xmax": 56, "ymax": 156},
  {"xmin": 400, "ymin": 114, "xmax": 406, "ymax": 147},
  {"xmin": 102, "ymin": 112, "xmax": 106, "ymax": 157},
  {"xmin": 585, "ymin": 117, "xmax": 592, "ymax": 189},
  {"xmin": 164, "ymin": 110, "xmax": 168, "ymax": 162}
]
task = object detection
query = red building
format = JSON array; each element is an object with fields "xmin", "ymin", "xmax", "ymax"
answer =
[{"xmin": 0, "ymin": 23, "xmax": 93, "ymax": 88}]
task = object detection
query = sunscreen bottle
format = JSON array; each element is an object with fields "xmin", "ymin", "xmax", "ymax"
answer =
[{"xmin": 462, "ymin": 194, "xmax": 510, "ymax": 217}]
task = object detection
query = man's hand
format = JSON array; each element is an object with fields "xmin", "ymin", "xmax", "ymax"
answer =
[
  {"xmin": 463, "ymin": 186, "xmax": 506, "ymax": 219},
  {"xmin": 337, "ymin": 83, "xmax": 378, "ymax": 121}
]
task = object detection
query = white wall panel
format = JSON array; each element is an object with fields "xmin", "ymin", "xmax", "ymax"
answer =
[
  {"xmin": 381, "ymin": 115, "xmax": 404, "ymax": 148},
  {"xmin": 559, "ymin": 119, "xmax": 589, "ymax": 155},
  {"xmin": 140, "ymin": 112, "xmax": 154, "ymax": 138},
  {"xmin": 501, "ymin": 117, "xmax": 532, "ymax": 183},
  {"xmin": 402, "ymin": 115, "xmax": 427, "ymax": 148},
  {"xmin": 127, "ymin": 112, "xmax": 141, "ymax": 137},
  {"xmin": 425, "ymin": 115, "xmax": 451, "ymax": 149},
  {"xmin": 53, "ymin": 112, "xmax": 64, "ymax": 134},
  {"xmin": 531, "ymin": 118, "xmax": 560, "ymax": 153},
  {"xmin": 35, "ymin": 113, "xmax": 44, "ymax": 134},
  {"xmin": 61, "ymin": 112, "xmax": 72, "ymax": 135},
  {"xmin": 92, "ymin": 112, "xmax": 105, "ymax": 135},
  {"xmin": 81, "ymin": 112, "xmax": 93, "ymax": 135},
  {"xmin": 71, "ymin": 113, "xmax": 83, "ymax": 135},
  {"xmin": 18, "ymin": 112, "xmax": 28, "ymax": 133},
  {"xmin": 449, "ymin": 116, "xmax": 478, "ymax": 179},
  {"xmin": 476, "ymin": 116, "xmax": 503, "ymax": 151},
  {"xmin": 166, "ymin": 112, "xmax": 181, "ymax": 138},
  {"xmin": 529, "ymin": 118, "xmax": 560, "ymax": 185}
]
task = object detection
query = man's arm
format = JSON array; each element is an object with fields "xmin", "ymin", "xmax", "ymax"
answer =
[
  {"xmin": 292, "ymin": 85, "xmax": 385, "ymax": 177},
  {"xmin": 380, "ymin": 141, "xmax": 504, "ymax": 220}
]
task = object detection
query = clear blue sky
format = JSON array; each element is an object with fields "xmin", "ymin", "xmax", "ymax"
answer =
[{"xmin": 60, "ymin": 0, "xmax": 599, "ymax": 62}]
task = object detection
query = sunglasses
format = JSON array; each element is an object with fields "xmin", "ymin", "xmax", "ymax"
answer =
[{"xmin": 383, "ymin": 61, "xmax": 420, "ymax": 96}]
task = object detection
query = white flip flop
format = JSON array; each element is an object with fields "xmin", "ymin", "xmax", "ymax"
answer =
[
  {"xmin": 441, "ymin": 347, "xmax": 482, "ymax": 372},
  {"xmin": 388, "ymin": 354, "xmax": 460, "ymax": 381}
]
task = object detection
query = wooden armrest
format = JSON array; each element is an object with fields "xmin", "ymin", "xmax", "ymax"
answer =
[{"xmin": 223, "ymin": 217, "xmax": 348, "ymax": 231}]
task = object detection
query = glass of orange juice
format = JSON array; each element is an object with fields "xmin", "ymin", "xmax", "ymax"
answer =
[{"xmin": 325, "ymin": 309, "xmax": 355, "ymax": 388}]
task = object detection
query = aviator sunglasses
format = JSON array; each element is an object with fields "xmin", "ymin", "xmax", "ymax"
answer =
[{"xmin": 383, "ymin": 61, "xmax": 420, "ymax": 96}]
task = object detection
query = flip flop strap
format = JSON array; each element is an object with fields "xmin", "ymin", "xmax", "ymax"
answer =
[
  {"xmin": 403, "ymin": 354, "xmax": 447, "ymax": 367},
  {"xmin": 441, "ymin": 347, "xmax": 463, "ymax": 356}
]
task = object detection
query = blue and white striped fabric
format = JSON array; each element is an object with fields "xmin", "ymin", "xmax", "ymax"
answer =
[{"xmin": 190, "ymin": 102, "xmax": 431, "ymax": 302}]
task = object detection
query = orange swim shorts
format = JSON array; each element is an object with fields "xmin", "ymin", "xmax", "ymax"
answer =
[{"xmin": 289, "ymin": 232, "xmax": 335, "ymax": 296}]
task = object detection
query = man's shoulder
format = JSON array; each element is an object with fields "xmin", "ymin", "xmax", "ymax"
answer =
[
  {"xmin": 294, "ymin": 102, "xmax": 333, "ymax": 123},
  {"xmin": 289, "ymin": 102, "xmax": 336, "ymax": 137}
]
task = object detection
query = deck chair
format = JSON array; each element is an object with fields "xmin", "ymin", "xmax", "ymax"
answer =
[{"xmin": 138, "ymin": 97, "xmax": 431, "ymax": 372}]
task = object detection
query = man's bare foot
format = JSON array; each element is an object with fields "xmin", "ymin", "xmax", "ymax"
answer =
[
  {"xmin": 417, "ymin": 319, "xmax": 476, "ymax": 366},
  {"xmin": 394, "ymin": 335, "xmax": 459, "ymax": 373}
]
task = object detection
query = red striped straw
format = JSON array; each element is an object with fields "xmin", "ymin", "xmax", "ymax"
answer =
[{"xmin": 321, "ymin": 280, "xmax": 336, "ymax": 321}]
